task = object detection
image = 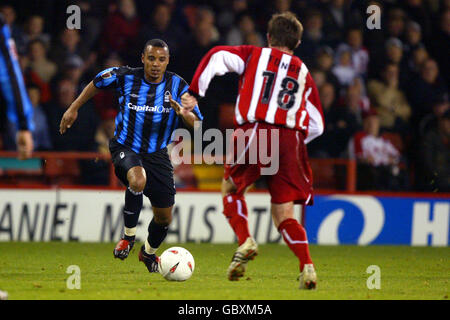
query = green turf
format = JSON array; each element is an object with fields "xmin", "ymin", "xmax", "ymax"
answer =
[{"xmin": 0, "ymin": 242, "xmax": 448, "ymax": 300}]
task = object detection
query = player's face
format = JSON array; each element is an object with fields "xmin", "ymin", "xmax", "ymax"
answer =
[{"xmin": 142, "ymin": 45, "xmax": 170, "ymax": 82}]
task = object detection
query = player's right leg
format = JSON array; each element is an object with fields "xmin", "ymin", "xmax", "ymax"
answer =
[
  {"xmin": 113, "ymin": 166, "xmax": 146, "ymax": 260},
  {"xmin": 109, "ymin": 139, "xmax": 145, "ymax": 260}
]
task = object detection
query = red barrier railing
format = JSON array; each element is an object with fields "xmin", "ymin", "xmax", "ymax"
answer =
[{"xmin": 0, "ymin": 151, "xmax": 357, "ymax": 192}]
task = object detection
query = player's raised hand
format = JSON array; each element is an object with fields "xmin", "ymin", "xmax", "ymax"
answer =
[
  {"xmin": 168, "ymin": 94, "xmax": 182, "ymax": 115},
  {"xmin": 59, "ymin": 106, "xmax": 78, "ymax": 134},
  {"xmin": 169, "ymin": 94, "xmax": 191, "ymax": 116},
  {"xmin": 180, "ymin": 92, "xmax": 197, "ymax": 112}
]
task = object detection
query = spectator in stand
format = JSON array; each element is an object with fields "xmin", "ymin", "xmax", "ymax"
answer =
[
  {"xmin": 402, "ymin": 0, "xmax": 432, "ymax": 36},
  {"xmin": 95, "ymin": 113, "xmax": 116, "ymax": 155},
  {"xmin": 315, "ymin": 46, "xmax": 341, "ymax": 94},
  {"xmin": 19, "ymin": 54, "xmax": 52, "ymax": 104},
  {"xmin": 407, "ymin": 58, "xmax": 449, "ymax": 123},
  {"xmin": 74, "ymin": 0, "xmax": 103, "ymax": 51},
  {"xmin": 27, "ymin": 39, "xmax": 57, "ymax": 83},
  {"xmin": 22, "ymin": 15, "xmax": 51, "ymax": 49},
  {"xmin": 244, "ymin": 31, "xmax": 265, "ymax": 47},
  {"xmin": 0, "ymin": 5, "xmax": 26, "ymax": 54},
  {"xmin": 226, "ymin": 13, "xmax": 263, "ymax": 46},
  {"xmin": 26, "ymin": 85, "xmax": 52, "ymax": 151},
  {"xmin": 367, "ymin": 63, "xmax": 411, "ymax": 134},
  {"xmin": 175, "ymin": 20, "xmax": 219, "ymax": 82},
  {"xmin": 419, "ymin": 109, "xmax": 450, "ymax": 192},
  {"xmin": 419, "ymin": 97, "xmax": 449, "ymax": 138},
  {"xmin": 4, "ymin": 85, "xmax": 52, "ymax": 151},
  {"xmin": 336, "ymin": 28, "xmax": 369, "ymax": 78},
  {"xmin": 427, "ymin": 9, "xmax": 450, "ymax": 89},
  {"xmin": 60, "ymin": 55, "xmax": 88, "ymax": 93},
  {"xmin": 99, "ymin": 0, "xmax": 140, "ymax": 65},
  {"xmin": 308, "ymin": 82, "xmax": 359, "ymax": 158},
  {"xmin": 368, "ymin": 8, "xmax": 406, "ymax": 78},
  {"xmin": 385, "ymin": 37, "xmax": 404, "ymax": 65},
  {"xmin": 342, "ymin": 78, "xmax": 370, "ymax": 121},
  {"xmin": 175, "ymin": 20, "xmax": 220, "ymax": 131},
  {"xmin": 194, "ymin": 6, "xmax": 220, "ymax": 43},
  {"xmin": 46, "ymin": 78, "xmax": 99, "ymax": 152},
  {"xmin": 386, "ymin": 8, "xmax": 406, "ymax": 39},
  {"xmin": 310, "ymin": 69, "xmax": 327, "ymax": 89},
  {"xmin": 294, "ymin": 9, "xmax": 328, "ymax": 67},
  {"xmin": 92, "ymin": 53, "xmax": 121, "ymax": 122},
  {"xmin": 46, "ymin": 78, "xmax": 107, "ymax": 185},
  {"xmin": 332, "ymin": 46, "xmax": 357, "ymax": 88},
  {"xmin": 139, "ymin": 2, "xmax": 182, "ymax": 59},
  {"xmin": 408, "ymin": 44, "xmax": 429, "ymax": 76},
  {"xmin": 217, "ymin": 0, "xmax": 249, "ymax": 33},
  {"xmin": 348, "ymin": 109, "xmax": 404, "ymax": 190},
  {"xmin": 384, "ymin": 37, "xmax": 410, "ymax": 88},
  {"xmin": 274, "ymin": 0, "xmax": 292, "ymax": 13},
  {"xmin": 404, "ymin": 21, "xmax": 423, "ymax": 56},
  {"xmin": 321, "ymin": 0, "xmax": 352, "ymax": 47},
  {"xmin": 50, "ymin": 29, "xmax": 89, "ymax": 71}
]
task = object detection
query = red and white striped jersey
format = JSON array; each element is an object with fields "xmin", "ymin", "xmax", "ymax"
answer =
[{"xmin": 189, "ymin": 45, "xmax": 325, "ymax": 143}]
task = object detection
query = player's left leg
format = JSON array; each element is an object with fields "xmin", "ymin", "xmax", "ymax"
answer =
[
  {"xmin": 139, "ymin": 205, "xmax": 173, "ymax": 273},
  {"xmin": 137, "ymin": 147, "xmax": 176, "ymax": 273},
  {"xmin": 267, "ymin": 126, "xmax": 316, "ymax": 289},
  {"xmin": 272, "ymin": 202, "xmax": 316, "ymax": 289}
]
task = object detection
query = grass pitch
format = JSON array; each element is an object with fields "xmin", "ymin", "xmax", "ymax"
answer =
[{"xmin": 0, "ymin": 242, "xmax": 448, "ymax": 300}]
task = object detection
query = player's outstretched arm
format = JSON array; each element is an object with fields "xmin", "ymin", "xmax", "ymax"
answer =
[{"xmin": 59, "ymin": 81, "xmax": 99, "ymax": 134}]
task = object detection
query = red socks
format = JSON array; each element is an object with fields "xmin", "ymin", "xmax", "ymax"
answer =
[
  {"xmin": 223, "ymin": 196, "xmax": 313, "ymax": 272},
  {"xmin": 278, "ymin": 218, "xmax": 313, "ymax": 272},
  {"xmin": 222, "ymin": 194, "xmax": 251, "ymax": 246}
]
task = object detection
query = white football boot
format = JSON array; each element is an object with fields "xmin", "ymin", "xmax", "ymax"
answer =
[
  {"xmin": 227, "ymin": 237, "xmax": 258, "ymax": 281},
  {"xmin": 299, "ymin": 264, "xmax": 317, "ymax": 289}
]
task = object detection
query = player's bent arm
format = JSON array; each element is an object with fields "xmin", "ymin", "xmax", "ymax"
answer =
[
  {"xmin": 59, "ymin": 81, "xmax": 99, "ymax": 134},
  {"xmin": 69, "ymin": 81, "xmax": 99, "ymax": 112},
  {"xmin": 189, "ymin": 45, "xmax": 252, "ymax": 97}
]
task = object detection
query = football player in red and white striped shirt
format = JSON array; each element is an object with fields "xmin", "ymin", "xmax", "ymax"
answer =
[{"xmin": 186, "ymin": 12, "xmax": 324, "ymax": 289}]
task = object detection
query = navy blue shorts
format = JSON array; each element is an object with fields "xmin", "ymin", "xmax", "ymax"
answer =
[{"xmin": 109, "ymin": 139, "xmax": 175, "ymax": 208}]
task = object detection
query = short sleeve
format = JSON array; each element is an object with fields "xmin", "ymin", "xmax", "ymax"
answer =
[{"xmin": 93, "ymin": 67, "xmax": 121, "ymax": 89}]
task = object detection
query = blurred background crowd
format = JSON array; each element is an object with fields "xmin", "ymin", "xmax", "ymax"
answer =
[{"xmin": 0, "ymin": 0, "xmax": 448, "ymax": 192}]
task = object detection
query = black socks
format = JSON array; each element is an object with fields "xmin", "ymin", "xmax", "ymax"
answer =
[
  {"xmin": 123, "ymin": 187, "xmax": 143, "ymax": 241},
  {"xmin": 147, "ymin": 218, "xmax": 169, "ymax": 249}
]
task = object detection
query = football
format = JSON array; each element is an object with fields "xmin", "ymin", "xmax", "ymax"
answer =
[{"xmin": 158, "ymin": 247, "xmax": 195, "ymax": 281}]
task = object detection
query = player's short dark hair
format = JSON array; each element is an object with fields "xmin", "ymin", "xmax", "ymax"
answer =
[
  {"xmin": 267, "ymin": 12, "xmax": 303, "ymax": 51},
  {"xmin": 143, "ymin": 39, "xmax": 169, "ymax": 54}
]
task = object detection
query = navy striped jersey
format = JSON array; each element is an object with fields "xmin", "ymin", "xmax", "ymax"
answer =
[
  {"xmin": 93, "ymin": 66, "xmax": 203, "ymax": 154},
  {"xmin": 0, "ymin": 14, "xmax": 33, "ymax": 131}
]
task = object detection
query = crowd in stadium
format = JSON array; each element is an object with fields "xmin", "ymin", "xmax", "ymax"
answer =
[{"xmin": 0, "ymin": 0, "xmax": 449, "ymax": 192}]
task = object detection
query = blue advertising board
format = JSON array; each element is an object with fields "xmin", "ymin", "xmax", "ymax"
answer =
[{"xmin": 305, "ymin": 194, "xmax": 450, "ymax": 246}]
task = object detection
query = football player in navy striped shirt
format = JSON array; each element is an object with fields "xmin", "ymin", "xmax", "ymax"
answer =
[
  {"xmin": 60, "ymin": 39, "xmax": 202, "ymax": 273},
  {"xmin": 0, "ymin": 13, "xmax": 34, "ymax": 159}
]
